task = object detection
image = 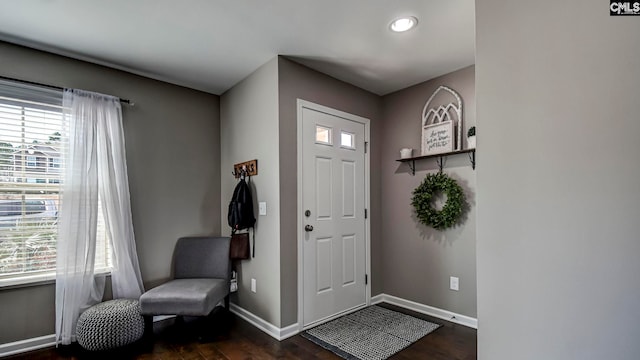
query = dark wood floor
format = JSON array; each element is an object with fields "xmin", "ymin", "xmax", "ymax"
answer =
[{"xmin": 7, "ymin": 303, "xmax": 476, "ymax": 360}]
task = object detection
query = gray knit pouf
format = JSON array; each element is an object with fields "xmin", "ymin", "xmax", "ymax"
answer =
[{"xmin": 76, "ymin": 299, "xmax": 145, "ymax": 351}]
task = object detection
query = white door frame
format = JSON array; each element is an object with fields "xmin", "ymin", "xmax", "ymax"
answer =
[{"xmin": 296, "ymin": 99, "xmax": 371, "ymax": 331}]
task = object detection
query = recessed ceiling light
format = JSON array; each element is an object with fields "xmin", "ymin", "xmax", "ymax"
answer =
[{"xmin": 390, "ymin": 16, "xmax": 418, "ymax": 32}]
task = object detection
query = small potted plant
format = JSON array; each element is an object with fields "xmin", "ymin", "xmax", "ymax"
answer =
[{"xmin": 467, "ymin": 126, "xmax": 476, "ymax": 149}]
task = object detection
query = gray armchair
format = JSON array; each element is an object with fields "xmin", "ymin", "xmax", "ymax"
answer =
[{"xmin": 139, "ymin": 236, "xmax": 231, "ymax": 330}]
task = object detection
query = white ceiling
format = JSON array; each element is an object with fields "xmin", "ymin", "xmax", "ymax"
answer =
[{"xmin": 0, "ymin": 0, "xmax": 475, "ymax": 96}]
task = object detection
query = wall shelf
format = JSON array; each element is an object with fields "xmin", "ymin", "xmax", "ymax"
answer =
[{"xmin": 396, "ymin": 149, "xmax": 476, "ymax": 175}]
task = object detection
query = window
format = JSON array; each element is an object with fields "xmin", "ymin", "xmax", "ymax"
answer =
[
  {"xmin": 340, "ymin": 131, "xmax": 355, "ymax": 149},
  {"xmin": 0, "ymin": 80, "xmax": 111, "ymax": 286},
  {"xmin": 25, "ymin": 155, "xmax": 36, "ymax": 167},
  {"xmin": 48, "ymin": 157, "xmax": 60, "ymax": 168},
  {"xmin": 316, "ymin": 125, "xmax": 332, "ymax": 145}
]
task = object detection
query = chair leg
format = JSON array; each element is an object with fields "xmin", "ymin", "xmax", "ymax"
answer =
[
  {"xmin": 143, "ymin": 315, "xmax": 154, "ymax": 340},
  {"xmin": 224, "ymin": 295, "xmax": 230, "ymax": 310}
]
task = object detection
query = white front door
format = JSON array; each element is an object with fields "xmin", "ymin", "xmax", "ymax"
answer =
[{"xmin": 300, "ymin": 102, "xmax": 368, "ymax": 327}]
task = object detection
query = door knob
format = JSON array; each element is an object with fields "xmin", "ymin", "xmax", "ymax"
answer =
[{"xmin": 305, "ymin": 224, "xmax": 314, "ymax": 232}]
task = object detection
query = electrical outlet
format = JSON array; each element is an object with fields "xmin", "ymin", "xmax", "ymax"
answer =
[
  {"xmin": 259, "ymin": 202, "xmax": 267, "ymax": 216},
  {"xmin": 251, "ymin": 278, "xmax": 257, "ymax": 293},
  {"xmin": 230, "ymin": 270, "xmax": 238, "ymax": 292},
  {"xmin": 450, "ymin": 276, "xmax": 459, "ymax": 291}
]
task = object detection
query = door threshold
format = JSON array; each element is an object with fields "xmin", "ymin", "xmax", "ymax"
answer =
[{"xmin": 303, "ymin": 302, "xmax": 368, "ymax": 330}]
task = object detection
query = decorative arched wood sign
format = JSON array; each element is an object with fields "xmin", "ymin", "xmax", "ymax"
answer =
[{"xmin": 421, "ymin": 86, "xmax": 463, "ymax": 156}]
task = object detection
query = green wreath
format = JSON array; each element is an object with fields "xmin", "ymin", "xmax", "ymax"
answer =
[{"xmin": 411, "ymin": 172, "xmax": 465, "ymax": 230}]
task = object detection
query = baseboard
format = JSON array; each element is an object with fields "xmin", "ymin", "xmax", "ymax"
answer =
[
  {"xmin": 0, "ymin": 314, "xmax": 180, "ymax": 358},
  {"xmin": 0, "ymin": 334, "xmax": 57, "ymax": 358},
  {"xmin": 229, "ymin": 303, "xmax": 299, "ymax": 341},
  {"xmin": 371, "ymin": 293, "xmax": 478, "ymax": 329}
]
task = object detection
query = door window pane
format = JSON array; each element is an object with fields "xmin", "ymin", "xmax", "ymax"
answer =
[
  {"xmin": 341, "ymin": 131, "xmax": 355, "ymax": 149},
  {"xmin": 316, "ymin": 126, "xmax": 332, "ymax": 145}
]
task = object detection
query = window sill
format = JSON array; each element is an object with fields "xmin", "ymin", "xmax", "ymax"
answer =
[
  {"xmin": 0, "ymin": 269, "xmax": 111, "ymax": 290},
  {"xmin": 0, "ymin": 273, "xmax": 56, "ymax": 290}
]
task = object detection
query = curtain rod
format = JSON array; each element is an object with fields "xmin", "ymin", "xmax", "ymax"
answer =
[{"xmin": 0, "ymin": 75, "xmax": 133, "ymax": 105}]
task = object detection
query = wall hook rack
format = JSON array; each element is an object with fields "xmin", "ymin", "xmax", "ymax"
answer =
[{"xmin": 233, "ymin": 159, "xmax": 258, "ymax": 179}]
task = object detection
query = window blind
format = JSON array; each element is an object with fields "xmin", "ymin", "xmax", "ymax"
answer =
[{"xmin": 0, "ymin": 79, "xmax": 111, "ymax": 286}]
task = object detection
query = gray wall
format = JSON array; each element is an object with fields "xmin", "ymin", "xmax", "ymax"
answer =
[
  {"xmin": 220, "ymin": 57, "xmax": 383, "ymax": 328},
  {"xmin": 380, "ymin": 66, "xmax": 476, "ymax": 317},
  {"xmin": 278, "ymin": 57, "xmax": 383, "ymax": 326},
  {"xmin": 0, "ymin": 42, "xmax": 220, "ymax": 344},
  {"xmin": 476, "ymin": 1, "xmax": 640, "ymax": 359},
  {"xmin": 220, "ymin": 58, "xmax": 282, "ymax": 326}
]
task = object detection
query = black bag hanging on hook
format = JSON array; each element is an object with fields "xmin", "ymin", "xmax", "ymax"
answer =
[{"xmin": 228, "ymin": 176, "xmax": 256, "ymax": 257}]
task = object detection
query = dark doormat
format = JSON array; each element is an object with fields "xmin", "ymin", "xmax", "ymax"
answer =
[{"xmin": 301, "ymin": 305, "xmax": 440, "ymax": 360}]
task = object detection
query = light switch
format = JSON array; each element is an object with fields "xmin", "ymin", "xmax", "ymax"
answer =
[
  {"xmin": 450, "ymin": 276, "xmax": 459, "ymax": 291},
  {"xmin": 259, "ymin": 202, "xmax": 267, "ymax": 216}
]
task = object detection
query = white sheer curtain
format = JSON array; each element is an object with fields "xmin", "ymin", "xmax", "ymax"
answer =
[{"xmin": 56, "ymin": 89, "xmax": 144, "ymax": 345}]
